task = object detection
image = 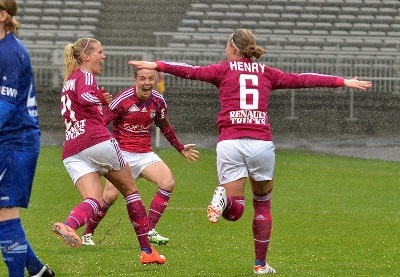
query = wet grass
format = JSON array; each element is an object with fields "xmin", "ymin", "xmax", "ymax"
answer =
[{"xmin": 14, "ymin": 146, "xmax": 400, "ymax": 276}]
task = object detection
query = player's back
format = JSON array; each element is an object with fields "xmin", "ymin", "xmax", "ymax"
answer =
[
  {"xmin": 0, "ymin": 34, "xmax": 39, "ymax": 150},
  {"xmin": 61, "ymin": 69, "xmax": 111, "ymax": 159}
]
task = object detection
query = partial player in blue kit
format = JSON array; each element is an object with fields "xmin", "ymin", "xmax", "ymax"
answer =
[{"xmin": 0, "ymin": 1, "xmax": 54, "ymax": 276}]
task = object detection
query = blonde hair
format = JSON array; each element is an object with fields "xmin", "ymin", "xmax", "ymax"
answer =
[
  {"xmin": 229, "ymin": 29, "xmax": 266, "ymax": 59},
  {"xmin": 0, "ymin": 0, "xmax": 20, "ymax": 34},
  {"xmin": 63, "ymin": 37, "xmax": 100, "ymax": 82}
]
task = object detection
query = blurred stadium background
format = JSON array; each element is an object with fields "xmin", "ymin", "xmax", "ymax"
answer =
[{"xmin": 16, "ymin": 0, "xmax": 400, "ymax": 145}]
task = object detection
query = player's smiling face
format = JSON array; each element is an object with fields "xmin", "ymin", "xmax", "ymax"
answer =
[{"xmin": 134, "ymin": 69, "xmax": 156, "ymax": 100}]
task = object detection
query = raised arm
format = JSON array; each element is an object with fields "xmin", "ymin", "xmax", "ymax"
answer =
[{"xmin": 128, "ymin": 61, "xmax": 158, "ymax": 70}]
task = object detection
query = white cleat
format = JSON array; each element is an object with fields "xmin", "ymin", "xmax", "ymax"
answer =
[
  {"xmin": 207, "ymin": 186, "xmax": 227, "ymax": 223},
  {"xmin": 82, "ymin": 233, "xmax": 95, "ymax": 246},
  {"xmin": 254, "ymin": 264, "xmax": 276, "ymax": 274},
  {"xmin": 148, "ymin": 229, "xmax": 169, "ymax": 245}
]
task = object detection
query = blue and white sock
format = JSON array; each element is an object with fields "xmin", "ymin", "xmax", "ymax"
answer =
[{"xmin": 0, "ymin": 218, "xmax": 28, "ymax": 277}]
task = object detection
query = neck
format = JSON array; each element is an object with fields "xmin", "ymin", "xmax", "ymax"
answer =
[{"xmin": 0, "ymin": 30, "xmax": 7, "ymax": 40}]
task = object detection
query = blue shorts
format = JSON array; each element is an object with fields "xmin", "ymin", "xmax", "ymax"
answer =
[{"xmin": 0, "ymin": 150, "xmax": 39, "ymax": 208}]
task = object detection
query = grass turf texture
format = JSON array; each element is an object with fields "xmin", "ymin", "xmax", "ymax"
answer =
[{"xmin": 10, "ymin": 146, "xmax": 399, "ymax": 276}]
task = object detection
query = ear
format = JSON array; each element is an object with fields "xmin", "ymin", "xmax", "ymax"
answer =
[
  {"xmin": 231, "ymin": 45, "xmax": 237, "ymax": 55},
  {"xmin": 81, "ymin": 52, "xmax": 90, "ymax": 62},
  {"xmin": 0, "ymin": 9, "xmax": 7, "ymax": 22}
]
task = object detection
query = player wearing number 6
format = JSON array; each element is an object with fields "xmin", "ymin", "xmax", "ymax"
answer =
[{"xmin": 129, "ymin": 28, "xmax": 372, "ymax": 275}]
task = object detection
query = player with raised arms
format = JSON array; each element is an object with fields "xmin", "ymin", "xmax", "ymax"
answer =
[
  {"xmin": 53, "ymin": 37, "xmax": 166, "ymax": 265},
  {"xmin": 129, "ymin": 28, "xmax": 372, "ymax": 274},
  {"xmin": 81, "ymin": 67, "xmax": 199, "ymax": 246},
  {"xmin": 0, "ymin": 0, "xmax": 55, "ymax": 276}
]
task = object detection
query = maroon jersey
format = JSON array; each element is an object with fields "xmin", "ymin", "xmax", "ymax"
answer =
[
  {"xmin": 60, "ymin": 68, "xmax": 112, "ymax": 159},
  {"xmin": 156, "ymin": 58, "xmax": 344, "ymax": 142},
  {"xmin": 103, "ymin": 86, "xmax": 174, "ymax": 153}
]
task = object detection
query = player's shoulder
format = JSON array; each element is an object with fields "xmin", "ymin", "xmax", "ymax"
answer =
[{"xmin": 110, "ymin": 86, "xmax": 135, "ymax": 108}]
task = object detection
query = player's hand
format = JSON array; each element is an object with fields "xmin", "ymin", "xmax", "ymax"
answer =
[
  {"xmin": 343, "ymin": 77, "xmax": 372, "ymax": 90},
  {"xmin": 128, "ymin": 60, "xmax": 157, "ymax": 69},
  {"xmin": 97, "ymin": 87, "xmax": 113, "ymax": 104},
  {"xmin": 181, "ymin": 144, "xmax": 199, "ymax": 164}
]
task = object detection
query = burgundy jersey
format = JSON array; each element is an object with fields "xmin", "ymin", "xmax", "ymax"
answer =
[
  {"xmin": 60, "ymin": 68, "xmax": 112, "ymax": 159},
  {"xmin": 156, "ymin": 58, "xmax": 344, "ymax": 142},
  {"xmin": 103, "ymin": 87, "xmax": 167, "ymax": 153}
]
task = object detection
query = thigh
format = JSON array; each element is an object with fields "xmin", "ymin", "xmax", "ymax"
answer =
[
  {"xmin": 245, "ymin": 140, "xmax": 275, "ymax": 181},
  {"xmin": 0, "ymin": 150, "xmax": 38, "ymax": 208},
  {"xmin": 64, "ymin": 139, "xmax": 126, "ymax": 185},
  {"xmin": 216, "ymin": 140, "xmax": 248, "ymax": 185},
  {"xmin": 75, "ymin": 172, "xmax": 104, "ymax": 201},
  {"xmin": 141, "ymin": 161, "xmax": 174, "ymax": 189},
  {"xmin": 123, "ymin": 151, "xmax": 162, "ymax": 180},
  {"xmin": 104, "ymin": 164, "xmax": 138, "ymax": 196}
]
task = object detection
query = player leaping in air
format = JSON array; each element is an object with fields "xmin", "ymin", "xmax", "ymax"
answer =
[{"xmin": 128, "ymin": 29, "xmax": 372, "ymax": 274}]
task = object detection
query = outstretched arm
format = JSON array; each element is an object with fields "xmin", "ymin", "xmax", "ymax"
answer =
[
  {"xmin": 343, "ymin": 77, "xmax": 372, "ymax": 90},
  {"xmin": 128, "ymin": 61, "xmax": 157, "ymax": 70}
]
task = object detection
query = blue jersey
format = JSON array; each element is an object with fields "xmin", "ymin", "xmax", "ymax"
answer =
[{"xmin": 0, "ymin": 33, "xmax": 40, "ymax": 151}]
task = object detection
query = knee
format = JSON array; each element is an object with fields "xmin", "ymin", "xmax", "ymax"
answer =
[{"xmin": 158, "ymin": 179, "xmax": 175, "ymax": 192}]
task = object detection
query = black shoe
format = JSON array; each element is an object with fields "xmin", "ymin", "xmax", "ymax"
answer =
[{"xmin": 31, "ymin": 265, "xmax": 55, "ymax": 277}]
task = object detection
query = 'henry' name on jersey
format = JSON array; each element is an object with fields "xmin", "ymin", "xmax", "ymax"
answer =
[
  {"xmin": 229, "ymin": 61, "xmax": 266, "ymax": 73},
  {"xmin": 229, "ymin": 110, "xmax": 267, "ymax": 125}
]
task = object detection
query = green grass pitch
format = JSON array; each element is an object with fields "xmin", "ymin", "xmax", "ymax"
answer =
[{"xmin": 9, "ymin": 146, "xmax": 400, "ymax": 276}]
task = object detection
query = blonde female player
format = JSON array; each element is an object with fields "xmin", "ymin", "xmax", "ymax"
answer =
[
  {"xmin": 129, "ymin": 28, "xmax": 372, "ymax": 274},
  {"xmin": 53, "ymin": 37, "xmax": 166, "ymax": 265}
]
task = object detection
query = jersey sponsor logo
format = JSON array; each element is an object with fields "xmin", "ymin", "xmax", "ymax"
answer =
[
  {"xmin": 229, "ymin": 61, "xmax": 266, "ymax": 73},
  {"xmin": 229, "ymin": 110, "xmax": 267, "ymax": 125},
  {"xmin": 65, "ymin": 119, "xmax": 86, "ymax": 140},
  {"xmin": 0, "ymin": 86, "xmax": 18, "ymax": 98},
  {"xmin": 27, "ymin": 82, "xmax": 38, "ymax": 117},
  {"xmin": 122, "ymin": 123, "xmax": 151, "ymax": 133}
]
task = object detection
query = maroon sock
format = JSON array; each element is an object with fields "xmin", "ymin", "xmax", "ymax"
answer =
[
  {"xmin": 252, "ymin": 193, "xmax": 272, "ymax": 263},
  {"xmin": 83, "ymin": 200, "xmax": 111, "ymax": 235},
  {"xmin": 65, "ymin": 198, "xmax": 101, "ymax": 230},
  {"xmin": 148, "ymin": 189, "xmax": 172, "ymax": 230},
  {"xmin": 222, "ymin": 196, "xmax": 245, "ymax": 221},
  {"xmin": 125, "ymin": 192, "xmax": 151, "ymax": 249}
]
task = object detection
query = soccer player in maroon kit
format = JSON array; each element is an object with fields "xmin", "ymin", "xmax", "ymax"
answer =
[
  {"xmin": 129, "ymin": 29, "xmax": 372, "ymax": 274},
  {"xmin": 53, "ymin": 38, "xmax": 166, "ymax": 265},
  {"xmin": 81, "ymin": 67, "xmax": 199, "ymax": 246}
]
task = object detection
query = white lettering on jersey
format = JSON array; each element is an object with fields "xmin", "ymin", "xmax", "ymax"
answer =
[
  {"xmin": 62, "ymin": 79, "xmax": 76, "ymax": 92},
  {"xmin": 229, "ymin": 110, "xmax": 267, "ymax": 125},
  {"xmin": 229, "ymin": 61, "xmax": 266, "ymax": 73},
  {"xmin": 27, "ymin": 82, "xmax": 38, "ymax": 117},
  {"xmin": 0, "ymin": 86, "xmax": 18, "ymax": 98},
  {"xmin": 65, "ymin": 119, "xmax": 86, "ymax": 140}
]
